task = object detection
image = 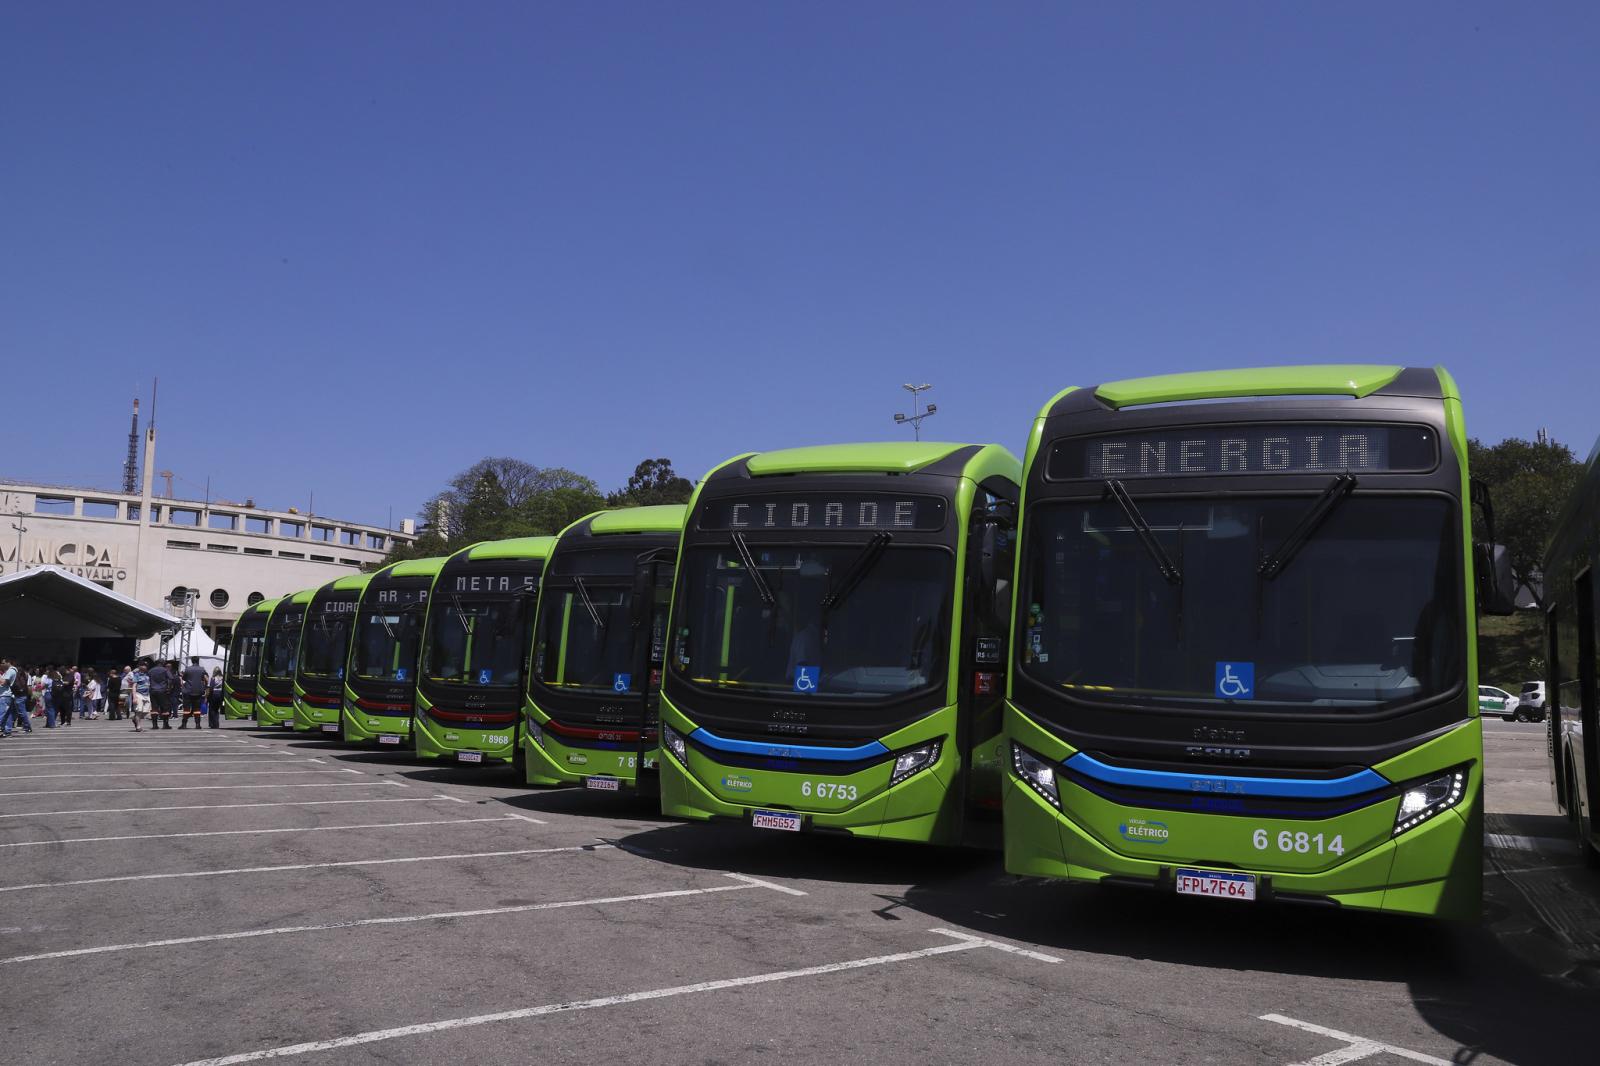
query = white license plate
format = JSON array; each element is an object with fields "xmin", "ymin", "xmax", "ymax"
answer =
[
  {"xmin": 377, "ymin": 735, "xmax": 401, "ymax": 745},
  {"xmin": 457, "ymin": 751, "xmax": 483, "ymax": 764},
  {"xmin": 585, "ymin": 776, "xmax": 621, "ymax": 792},
  {"xmin": 751, "ymin": 810, "xmax": 802, "ymax": 832},
  {"xmin": 320, "ymin": 723, "xmax": 340, "ymax": 733},
  {"xmin": 1175, "ymin": 868, "xmax": 1256, "ymax": 901}
]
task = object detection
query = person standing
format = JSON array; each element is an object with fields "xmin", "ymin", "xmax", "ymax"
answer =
[
  {"xmin": 105, "ymin": 666, "xmax": 122, "ymax": 721},
  {"xmin": 147, "ymin": 659, "xmax": 173, "ymax": 730},
  {"xmin": 208, "ymin": 668, "xmax": 224, "ymax": 729},
  {"xmin": 0, "ymin": 658, "xmax": 17, "ymax": 738},
  {"xmin": 84, "ymin": 671, "xmax": 103, "ymax": 720},
  {"xmin": 53, "ymin": 670, "xmax": 74, "ymax": 726},
  {"xmin": 128, "ymin": 662, "xmax": 150, "ymax": 731},
  {"xmin": 179, "ymin": 656, "xmax": 207, "ymax": 730},
  {"xmin": 71, "ymin": 665, "xmax": 84, "ymax": 722}
]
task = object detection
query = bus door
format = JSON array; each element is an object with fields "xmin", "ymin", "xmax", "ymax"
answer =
[
  {"xmin": 630, "ymin": 547, "xmax": 678, "ymax": 796},
  {"xmin": 957, "ymin": 489, "xmax": 1016, "ymax": 844},
  {"xmin": 1577, "ymin": 570, "xmax": 1598, "ymax": 842}
]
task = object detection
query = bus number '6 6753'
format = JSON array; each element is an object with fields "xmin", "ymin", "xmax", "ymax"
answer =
[{"xmin": 801, "ymin": 782, "xmax": 858, "ymax": 800}]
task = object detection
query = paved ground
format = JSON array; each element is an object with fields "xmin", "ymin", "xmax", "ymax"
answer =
[{"xmin": 1, "ymin": 715, "xmax": 1594, "ymax": 1066}]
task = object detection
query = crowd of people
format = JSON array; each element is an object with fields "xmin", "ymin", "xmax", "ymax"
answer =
[{"xmin": 0, "ymin": 655, "xmax": 225, "ymax": 735}]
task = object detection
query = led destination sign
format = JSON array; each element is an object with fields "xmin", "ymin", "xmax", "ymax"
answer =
[
  {"xmin": 1049, "ymin": 424, "xmax": 1437, "ymax": 480},
  {"xmin": 700, "ymin": 493, "xmax": 947, "ymax": 532}
]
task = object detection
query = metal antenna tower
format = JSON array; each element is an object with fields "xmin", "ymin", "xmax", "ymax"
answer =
[
  {"xmin": 160, "ymin": 588, "xmax": 197, "ymax": 662},
  {"xmin": 893, "ymin": 383, "xmax": 937, "ymax": 441},
  {"xmin": 123, "ymin": 397, "xmax": 141, "ymax": 493}
]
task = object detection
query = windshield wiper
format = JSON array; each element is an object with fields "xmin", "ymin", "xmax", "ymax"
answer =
[
  {"xmin": 1258, "ymin": 474, "xmax": 1358, "ymax": 581},
  {"xmin": 821, "ymin": 533, "xmax": 891, "ymax": 611},
  {"xmin": 449, "ymin": 593, "xmax": 473, "ymax": 634},
  {"xmin": 573, "ymin": 575, "xmax": 605, "ymax": 630},
  {"xmin": 730, "ymin": 531, "xmax": 775, "ymax": 605},
  {"xmin": 1105, "ymin": 480, "xmax": 1182, "ymax": 586}
]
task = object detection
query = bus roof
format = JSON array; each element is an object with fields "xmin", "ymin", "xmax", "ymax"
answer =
[
  {"xmin": 380, "ymin": 555, "xmax": 447, "ymax": 579},
  {"xmin": 322, "ymin": 573, "xmax": 372, "ymax": 594},
  {"xmin": 460, "ymin": 536, "xmax": 557, "ymax": 562},
  {"xmin": 282, "ymin": 587, "xmax": 318, "ymax": 607},
  {"xmin": 589, "ymin": 504, "xmax": 687, "ymax": 535},
  {"xmin": 1037, "ymin": 364, "xmax": 1457, "ymax": 420},
  {"xmin": 744, "ymin": 441, "xmax": 991, "ymax": 477},
  {"xmin": 244, "ymin": 596, "xmax": 281, "ymax": 617}
]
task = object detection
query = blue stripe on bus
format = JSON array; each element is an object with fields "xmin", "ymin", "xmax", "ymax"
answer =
[
  {"xmin": 1063, "ymin": 752, "xmax": 1390, "ymax": 799},
  {"xmin": 688, "ymin": 728, "xmax": 890, "ymax": 763}
]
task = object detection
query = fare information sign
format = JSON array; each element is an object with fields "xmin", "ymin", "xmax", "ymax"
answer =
[
  {"xmin": 699, "ymin": 493, "xmax": 947, "ymax": 533},
  {"xmin": 1048, "ymin": 424, "xmax": 1437, "ymax": 480}
]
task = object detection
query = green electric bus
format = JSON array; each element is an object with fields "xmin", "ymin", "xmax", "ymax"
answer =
[
  {"xmin": 293, "ymin": 573, "xmax": 371, "ymax": 736},
  {"xmin": 341, "ymin": 556, "xmax": 446, "ymax": 748},
  {"xmin": 1003, "ymin": 365, "xmax": 1515, "ymax": 920},
  {"xmin": 1545, "ymin": 433, "xmax": 1600, "ymax": 867},
  {"xmin": 522, "ymin": 505, "xmax": 687, "ymax": 792},
  {"xmin": 256, "ymin": 588, "xmax": 316, "ymax": 728},
  {"xmin": 658, "ymin": 442, "xmax": 1022, "ymax": 844},
  {"xmin": 221, "ymin": 597, "xmax": 277, "ymax": 719},
  {"xmin": 414, "ymin": 537, "xmax": 555, "ymax": 765}
]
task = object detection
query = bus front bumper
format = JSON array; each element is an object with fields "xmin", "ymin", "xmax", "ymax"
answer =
[
  {"xmin": 340, "ymin": 706, "xmax": 412, "ymax": 747},
  {"xmin": 521, "ymin": 723, "xmax": 654, "ymax": 789},
  {"xmin": 413, "ymin": 713, "xmax": 516, "ymax": 765}
]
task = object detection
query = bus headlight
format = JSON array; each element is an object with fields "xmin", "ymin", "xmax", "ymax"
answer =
[
  {"xmin": 1011, "ymin": 744, "xmax": 1061, "ymax": 809},
  {"xmin": 1392, "ymin": 767, "xmax": 1468, "ymax": 837},
  {"xmin": 661, "ymin": 722, "xmax": 688, "ymax": 765},
  {"xmin": 891, "ymin": 741, "xmax": 942, "ymax": 786}
]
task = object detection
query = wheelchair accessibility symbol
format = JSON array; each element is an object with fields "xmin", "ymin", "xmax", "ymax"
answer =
[
  {"xmin": 1214, "ymin": 661, "xmax": 1254, "ymax": 700},
  {"xmin": 793, "ymin": 665, "xmax": 819, "ymax": 693},
  {"xmin": 612, "ymin": 673, "xmax": 632, "ymax": 693}
]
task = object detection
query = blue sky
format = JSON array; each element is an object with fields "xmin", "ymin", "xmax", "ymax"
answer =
[{"xmin": 3, "ymin": 3, "xmax": 1596, "ymax": 528}]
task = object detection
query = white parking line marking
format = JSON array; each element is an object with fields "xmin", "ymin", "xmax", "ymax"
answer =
[
  {"xmin": 1485, "ymin": 832, "xmax": 1559, "ymax": 852},
  {"xmin": 0, "ymin": 813, "xmax": 535, "ymax": 849},
  {"xmin": 1484, "ymin": 861, "xmax": 1586, "ymax": 878},
  {"xmin": 0, "ymin": 797, "xmax": 440, "ymax": 820},
  {"xmin": 0, "ymin": 745, "xmax": 292, "ymax": 755},
  {"xmin": 723, "ymin": 872, "xmax": 807, "ymax": 896},
  {"xmin": 1261, "ymin": 1014, "xmax": 1451, "ymax": 1066},
  {"xmin": 0, "ymin": 769, "xmax": 357, "ymax": 781},
  {"xmin": 165, "ymin": 928, "xmax": 1051, "ymax": 1065},
  {"xmin": 431, "ymin": 793, "xmax": 467, "ymax": 803},
  {"xmin": 931, "ymin": 927, "xmax": 1063, "ymax": 963},
  {"xmin": 2, "ymin": 870, "xmax": 778, "ymax": 966},
  {"xmin": 500, "ymin": 811, "xmax": 548, "ymax": 825},
  {"xmin": 0, "ymin": 781, "xmax": 402, "ymax": 798},
  {"xmin": 0, "ymin": 842, "xmax": 607, "ymax": 893}
]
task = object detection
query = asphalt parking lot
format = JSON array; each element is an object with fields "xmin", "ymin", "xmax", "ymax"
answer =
[{"xmin": 1, "ymin": 717, "xmax": 1594, "ymax": 1066}]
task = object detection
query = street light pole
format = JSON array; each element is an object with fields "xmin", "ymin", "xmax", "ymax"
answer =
[{"xmin": 893, "ymin": 383, "xmax": 937, "ymax": 441}]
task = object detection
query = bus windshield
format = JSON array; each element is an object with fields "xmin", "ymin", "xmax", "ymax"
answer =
[
  {"xmin": 423, "ymin": 598, "xmax": 529, "ymax": 687},
  {"xmin": 1020, "ymin": 495, "xmax": 1462, "ymax": 711},
  {"xmin": 227, "ymin": 620, "xmax": 265, "ymax": 681},
  {"xmin": 671, "ymin": 543, "xmax": 951, "ymax": 701},
  {"xmin": 533, "ymin": 551, "xmax": 671, "ymax": 697},
  {"xmin": 263, "ymin": 611, "xmax": 305, "ymax": 680},
  {"xmin": 300, "ymin": 608, "xmax": 354, "ymax": 679},
  {"xmin": 352, "ymin": 609, "xmax": 424, "ymax": 682}
]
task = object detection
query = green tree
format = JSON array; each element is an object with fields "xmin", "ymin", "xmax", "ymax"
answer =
[
  {"xmin": 458, "ymin": 469, "xmax": 511, "ymax": 543},
  {"xmin": 607, "ymin": 458, "xmax": 693, "ymax": 508},
  {"xmin": 512, "ymin": 485, "xmax": 607, "ymax": 535},
  {"xmin": 1467, "ymin": 436, "xmax": 1584, "ymax": 610}
]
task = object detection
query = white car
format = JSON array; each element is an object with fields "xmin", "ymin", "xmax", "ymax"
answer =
[
  {"xmin": 1519, "ymin": 681, "xmax": 1546, "ymax": 720},
  {"xmin": 1478, "ymin": 685, "xmax": 1522, "ymax": 721}
]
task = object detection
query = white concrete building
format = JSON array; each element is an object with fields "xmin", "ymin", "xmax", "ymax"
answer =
[{"xmin": 2, "ymin": 423, "xmax": 412, "ymax": 649}]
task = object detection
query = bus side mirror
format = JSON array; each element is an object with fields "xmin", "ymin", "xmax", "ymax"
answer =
[
  {"xmin": 1475, "ymin": 542, "xmax": 1517, "ymax": 616},
  {"xmin": 215, "ymin": 632, "xmax": 232, "ymax": 648}
]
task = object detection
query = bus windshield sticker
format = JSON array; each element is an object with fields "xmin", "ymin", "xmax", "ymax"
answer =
[
  {"xmin": 477, "ymin": 668, "xmax": 493, "ymax": 686},
  {"xmin": 1215, "ymin": 662, "xmax": 1254, "ymax": 700},
  {"xmin": 394, "ymin": 667, "xmax": 408, "ymax": 681},
  {"xmin": 612, "ymin": 672, "xmax": 632, "ymax": 693},
  {"xmin": 794, "ymin": 665, "xmax": 819, "ymax": 693}
]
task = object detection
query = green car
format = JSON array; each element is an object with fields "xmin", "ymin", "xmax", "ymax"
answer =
[{"xmin": 1477, "ymin": 685, "xmax": 1523, "ymax": 721}]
